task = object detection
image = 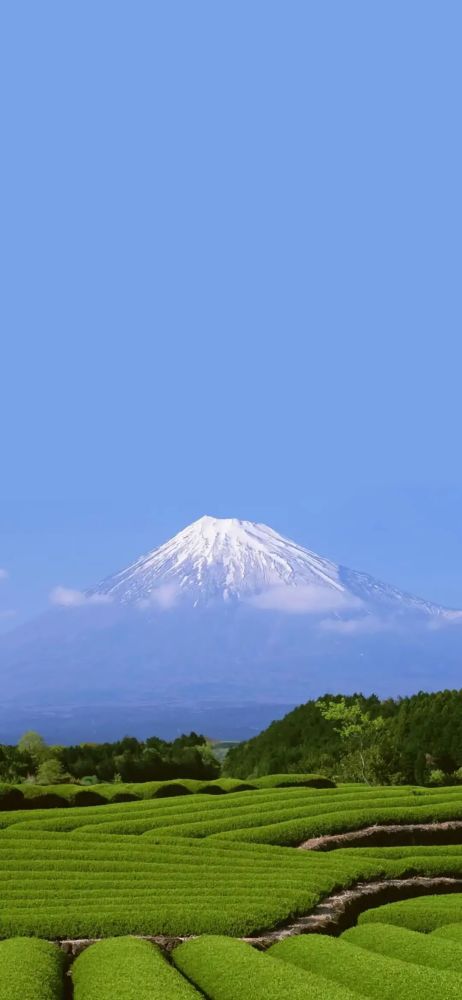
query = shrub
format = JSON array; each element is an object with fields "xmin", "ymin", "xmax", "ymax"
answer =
[
  {"xmin": 153, "ymin": 783, "xmax": 191, "ymax": 798},
  {"xmin": 342, "ymin": 923, "xmax": 462, "ymax": 974},
  {"xmin": 268, "ymin": 932, "xmax": 462, "ymax": 999},
  {"xmin": 72, "ymin": 937, "xmax": 200, "ymax": 999},
  {"xmin": 0, "ymin": 937, "xmax": 64, "ymax": 1000},
  {"xmin": 358, "ymin": 894, "xmax": 462, "ymax": 932},
  {"xmin": 173, "ymin": 935, "xmax": 357, "ymax": 999}
]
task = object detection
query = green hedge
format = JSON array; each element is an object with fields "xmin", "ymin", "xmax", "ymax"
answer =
[
  {"xmin": 433, "ymin": 923, "xmax": 462, "ymax": 944},
  {"xmin": 0, "ymin": 937, "xmax": 64, "ymax": 1000},
  {"xmin": 0, "ymin": 774, "xmax": 332, "ymax": 811},
  {"xmin": 359, "ymin": 894, "xmax": 462, "ymax": 932},
  {"xmin": 342, "ymin": 923, "xmax": 462, "ymax": 974},
  {"xmin": 172, "ymin": 935, "xmax": 358, "ymax": 1000},
  {"xmin": 268, "ymin": 933, "xmax": 462, "ymax": 999},
  {"xmin": 72, "ymin": 937, "xmax": 200, "ymax": 999}
]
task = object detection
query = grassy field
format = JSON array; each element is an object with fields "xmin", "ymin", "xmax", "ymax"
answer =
[{"xmin": 1, "ymin": 780, "xmax": 462, "ymax": 995}]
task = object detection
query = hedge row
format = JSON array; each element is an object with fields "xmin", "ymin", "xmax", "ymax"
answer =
[
  {"xmin": 3, "ymin": 785, "xmax": 462, "ymax": 845},
  {"xmin": 358, "ymin": 894, "xmax": 462, "ymax": 932},
  {"xmin": 342, "ymin": 923, "xmax": 462, "ymax": 974},
  {"xmin": 72, "ymin": 937, "xmax": 200, "ymax": 999},
  {"xmin": 0, "ymin": 773, "xmax": 333, "ymax": 810},
  {"xmin": 172, "ymin": 935, "xmax": 358, "ymax": 1000},
  {"xmin": 269, "ymin": 931, "xmax": 462, "ymax": 999},
  {"xmin": 0, "ymin": 938, "xmax": 64, "ymax": 1000},
  {"xmin": 3, "ymin": 828, "xmax": 462, "ymax": 937}
]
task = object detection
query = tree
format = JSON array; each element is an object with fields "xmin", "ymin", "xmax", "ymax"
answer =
[
  {"xmin": 36, "ymin": 758, "xmax": 68, "ymax": 785},
  {"xmin": 316, "ymin": 697, "xmax": 386, "ymax": 784},
  {"xmin": 17, "ymin": 731, "xmax": 48, "ymax": 768}
]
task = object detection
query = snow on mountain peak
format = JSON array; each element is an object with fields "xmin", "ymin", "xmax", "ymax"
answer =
[
  {"xmin": 91, "ymin": 515, "xmax": 348, "ymax": 607},
  {"xmin": 88, "ymin": 515, "xmax": 461, "ymax": 620}
]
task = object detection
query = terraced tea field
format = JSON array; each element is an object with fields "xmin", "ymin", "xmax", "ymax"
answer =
[{"xmin": 3, "ymin": 781, "xmax": 462, "ymax": 996}]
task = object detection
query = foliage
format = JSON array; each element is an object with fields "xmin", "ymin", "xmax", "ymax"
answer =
[
  {"xmin": 268, "ymin": 930, "xmax": 462, "ymax": 999},
  {"xmin": 0, "ymin": 786, "xmax": 462, "ymax": 937},
  {"xmin": 224, "ymin": 689, "xmax": 462, "ymax": 785},
  {"xmin": 0, "ymin": 731, "xmax": 220, "ymax": 785},
  {"xmin": 173, "ymin": 935, "xmax": 357, "ymax": 1000},
  {"xmin": 36, "ymin": 759, "xmax": 69, "ymax": 785},
  {"xmin": 72, "ymin": 937, "xmax": 201, "ymax": 999},
  {"xmin": 358, "ymin": 894, "xmax": 462, "ymax": 932},
  {"xmin": 0, "ymin": 937, "xmax": 64, "ymax": 1000},
  {"xmin": 342, "ymin": 923, "xmax": 462, "ymax": 974},
  {"xmin": 315, "ymin": 698, "xmax": 386, "ymax": 784}
]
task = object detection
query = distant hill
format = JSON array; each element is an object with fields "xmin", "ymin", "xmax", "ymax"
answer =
[{"xmin": 224, "ymin": 689, "xmax": 462, "ymax": 784}]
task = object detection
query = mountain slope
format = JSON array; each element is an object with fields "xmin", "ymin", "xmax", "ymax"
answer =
[
  {"xmin": 0, "ymin": 516, "xmax": 461, "ymax": 741},
  {"xmin": 89, "ymin": 515, "xmax": 460, "ymax": 620}
]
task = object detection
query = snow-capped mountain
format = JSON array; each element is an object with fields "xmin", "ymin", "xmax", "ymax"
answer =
[
  {"xmin": 89, "ymin": 515, "xmax": 460, "ymax": 621},
  {"xmin": 0, "ymin": 515, "xmax": 461, "ymax": 742}
]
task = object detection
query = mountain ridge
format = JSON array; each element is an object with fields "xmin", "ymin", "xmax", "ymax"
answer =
[{"xmin": 1, "ymin": 514, "xmax": 462, "ymax": 742}]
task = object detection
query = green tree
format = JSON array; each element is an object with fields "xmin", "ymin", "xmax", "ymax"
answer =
[
  {"xmin": 36, "ymin": 758, "xmax": 68, "ymax": 785},
  {"xmin": 17, "ymin": 731, "xmax": 48, "ymax": 769},
  {"xmin": 316, "ymin": 697, "xmax": 386, "ymax": 784}
]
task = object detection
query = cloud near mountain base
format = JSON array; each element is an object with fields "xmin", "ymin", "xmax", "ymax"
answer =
[{"xmin": 249, "ymin": 585, "xmax": 363, "ymax": 615}]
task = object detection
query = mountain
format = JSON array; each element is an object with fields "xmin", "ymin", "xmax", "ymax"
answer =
[
  {"xmin": 88, "ymin": 515, "xmax": 460, "ymax": 619},
  {"xmin": 0, "ymin": 515, "xmax": 461, "ymax": 742}
]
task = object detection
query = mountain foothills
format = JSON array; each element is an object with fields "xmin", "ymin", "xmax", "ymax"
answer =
[
  {"xmin": 224, "ymin": 689, "xmax": 462, "ymax": 786},
  {"xmin": 1, "ymin": 516, "xmax": 462, "ymax": 741}
]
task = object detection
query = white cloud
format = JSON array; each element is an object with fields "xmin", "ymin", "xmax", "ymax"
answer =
[
  {"xmin": 0, "ymin": 569, "xmax": 8, "ymax": 581},
  {"xmin": 427, "ymin": 612, "xmax": 462, "ymax": 631},
  {"xmin": 249, "ymin": 585, "xmax": 363, "ymax": 615},
  {"xmin": 50, "ymin": 586, "xmax": 112, "ymax": 608},
  {"xmin": 319, "ymin": 615, "xmax": 389, "ymax": 635},
  {"xmin": 138, "ymin": 584, "xmax": 180, "ymax": 610}
]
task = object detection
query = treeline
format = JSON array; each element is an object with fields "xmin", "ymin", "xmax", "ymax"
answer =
[
  {"xmin": 0, "ymin": 730, "xmax": 220, "ymax": 785},
  {"xmin": 224, "ymin": 690, "xmax": 462, "ymax": 786}
]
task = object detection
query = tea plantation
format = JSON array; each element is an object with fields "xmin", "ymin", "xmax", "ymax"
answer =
[{"xmin": 2, "ymin": 779, "xmax": 462, "ymax": 996}]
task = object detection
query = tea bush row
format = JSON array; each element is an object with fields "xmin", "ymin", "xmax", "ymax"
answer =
[
  {"xmin": 172, "ymin": 935, "xmax": 358, "ymax": 1000},
  {"xmin": 358, "ymin": 893, "xmax": 462, "ymax": 932},
  {"xmin": 269, "ymin": 931, "xmax": 462, "ymax": 999},
  {"xmin": 72, "ymin": 937, "xmax": 201, "ymax": 999},
  {"xmin": 0, "ymin": 773, "xmax": 333, "ymax": 811},
  {"xmin": 3, "ymin": 830, "xmax": 462, "ymax": 937},
  {"xmin": 342, "ymin": 923, "xmax": 462, "ymax": 974},
  {"xmin": 3, "ymin": 785, "xmax": 462, "ymax": 845},
  {"xmin": 0, "ymin": 937, "xmax": 64, "ymax": 1000}
]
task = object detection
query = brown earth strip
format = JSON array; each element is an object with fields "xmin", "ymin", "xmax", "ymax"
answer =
[{"xmin": 299, "ymin": 820, "xmax": 462, "ymax": 851}]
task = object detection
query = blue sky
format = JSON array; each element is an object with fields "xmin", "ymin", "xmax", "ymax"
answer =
[{"xmin": 1, "ymin": 1, "xmax": 461, "ymax": 628}]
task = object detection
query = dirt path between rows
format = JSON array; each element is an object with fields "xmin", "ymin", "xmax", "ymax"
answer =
[{"xmin": 298, "ymin": 820, "xmax": 462, "ymax": 852}]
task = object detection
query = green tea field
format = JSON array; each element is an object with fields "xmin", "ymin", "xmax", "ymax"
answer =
[{"xmin": 3, "ymin": 779, "xmax": 462, "ymax": 997}]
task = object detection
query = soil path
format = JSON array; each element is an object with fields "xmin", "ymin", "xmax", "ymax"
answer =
[{"xmin": 299, "ymin": 820, "xmax": 462, "ymax": 852}]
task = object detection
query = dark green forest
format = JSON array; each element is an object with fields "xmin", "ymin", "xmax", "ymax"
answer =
[
  {"xmin": 224, "ymin": 690, "xmax": 462, "ymax": 786},
  {"xmin": 0, "ymin": 731, "xmax": 220, "ymax": 785}
]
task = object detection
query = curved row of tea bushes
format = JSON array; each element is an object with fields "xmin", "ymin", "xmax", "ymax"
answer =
[
  {"xmin": 210, "ymin": 793, "xmax": 462, "ymax": 845},
  {"xmin": 3, "ymin": 829, "xmax": 462, "ymax": 938},
  {"xmin": 433, "ymin": 923, "xmax": 462, "ymax": 943},
  {"xmin": 358, "ymin": 893, "xmax": 462, "ymax": 932},
  {"xmin": 342, "ymin": 923, "xmax": 462, "ymax": 974},
  {"xmin": 172, "ymin": 935, "xmax": 359, "ymax": 1000},
  {"xmin": 72, "ymin": 937, "xmax": 201, "ymax": 999},
  {"xmin": 0, "ymin": 785, "xmax": 406, "ymax": 836},
  {"xmin": 3, "ymin": 785, "xmax": 462, "ymax": 845},
  {"xmin": 0, "ymin": 938, "xmax": 64, "ymax": 1000},
  {"xmin": 0, "ymin": 773, "xmax": 333, "ymax": 811},
  {"xmin": 268, "ymin": 933, "xmax": 462, "ymax": 999}
]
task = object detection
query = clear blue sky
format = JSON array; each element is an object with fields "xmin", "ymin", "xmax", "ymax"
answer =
[{"xmin": 1, "ymin": 1, "xmax": 461, "ymax": 628}]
